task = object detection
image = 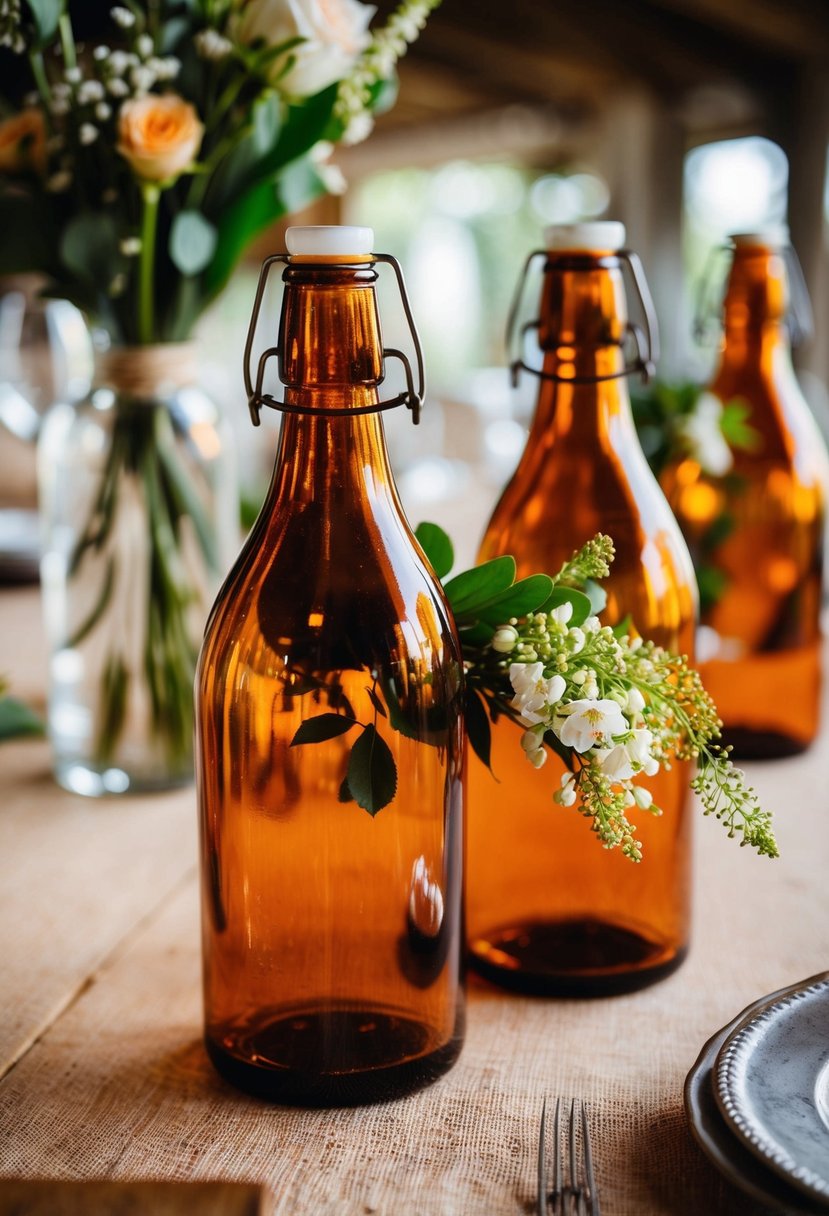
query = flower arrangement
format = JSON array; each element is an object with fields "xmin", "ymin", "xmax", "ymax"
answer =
[
  {"xmin": 293, "ymin": 525, "xmax": 778, "ymax": 861},
  {"xmin": 0, "ymin": 0, "xmax": 441, "ymax": 788},
  {"xmin": 0, "ymin": 0, "xmax": 440, "ymax": 338}
]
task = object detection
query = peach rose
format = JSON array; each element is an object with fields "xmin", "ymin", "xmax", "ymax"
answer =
[
  {"xmin": 0, "ymin": 109, "xmax": 47, "ymax": 175},
  {"xmin": 117, "ymin": 94, "xmax": 204, "ymax": 182}
]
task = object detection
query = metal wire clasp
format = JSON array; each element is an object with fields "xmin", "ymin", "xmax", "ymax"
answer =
[
  {"xmin": 693, "ymin": 240, "xmax": 814, "ymax": 348},
  {"xmin": 243, "ymin": 252, "xmax": 426, "ymax": 427},
  {"xmin": 506, "ymin": 248, "xmax": 660, "ymax": 387}
]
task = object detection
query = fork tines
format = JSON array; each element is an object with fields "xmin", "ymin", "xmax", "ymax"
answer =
[{"xmin": 537, "ymin": 1097, "xmax": 601, "ymax": 1215}]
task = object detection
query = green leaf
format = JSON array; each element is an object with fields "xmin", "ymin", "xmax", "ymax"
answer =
[
  {"xmin": 338, "ymin": 775, "xmax": 354, "ymax": 803},
  {"xmin": 537, "ymin": 585, "xmax": 593, "ymax": 626},
  {"xmin": 464, "ymin": 687, "xmax": 492, "ymax": 771},
  {"xmin": 60, "ymin": 211, "xmax": 122, "ymax": 289},
  {"xmin": 27, "ymin": 0, "xmax": 62, "ymax": 43},
  {"xmin": 0, "ymin": 695, "xmax": 44, "ymax": 740},
  {"xmin": 720, "ymin": 400, "xmax": 762, "ymax": 452},
  {"xmin": 204, "ymin": 178, "xmax": 285, "ymax": 300},
  {"xmin": 347, "ymin": 724, "xmax": 397, "ymax": 816},
  {"xmin": 444, "ymin": 555, "xmax": 516, "ymax": 615},
  {"xmin": 169, "ymin": 211, "xmax": 218, "ymax": 276},
  {"xmin": 474, "ymin": 574, "xmax": 555, "ymax": 625},
  {"xmin": 291, "ymin": 713, "xmax": 357, "ymax": 746},
  {"xmin": 381, "ymin": 676, "xmax": 419, "ymax": 740},
  {"xmin": 458, "ymin": 621, "xmax": 496, "ymax": 648},
  {"xmin": 612, "ymin": 613, "xmax": 632, "ymax": 639},
  {"xmin": 415, "ymin": 521, "xmax": 454, "ymax": 579},
  {"xmin": 205, "ymin": 92, "xmax": 283, "ymax": 213},
  {"xmin": 366, "ymin": 685, "xmax": 387, "ymax": 718}
]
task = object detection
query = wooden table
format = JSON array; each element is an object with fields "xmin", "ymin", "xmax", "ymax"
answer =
[{"xmin": 1, "ymin": 581, "xmax": 827, "ymax": 1215}]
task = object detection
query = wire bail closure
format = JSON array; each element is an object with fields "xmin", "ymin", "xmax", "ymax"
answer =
[
  {"xmin": 243, "ymin": 252, "xmax": 426, "ymax": 427},
  {"xmin": 506, "ymin": 248, "xmax": 660, "ymax": 387},
  {"xmin": 693, "ymin": 241, "xmax": 814, "ymax": 348}
]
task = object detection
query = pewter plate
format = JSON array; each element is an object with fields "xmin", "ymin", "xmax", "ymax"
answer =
[
  {"xmin": 714, "ymin": 974, "xmax": 829, "ymax": 1205},
  {"xmin": 685, "ymin": 980, "xmax": 829, "ymax": 1215}
]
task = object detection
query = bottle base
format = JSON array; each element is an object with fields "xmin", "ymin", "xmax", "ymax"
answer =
[
  {"xmin": 205, "ymin": 1004, "xmax": 465, "ymax": 1107},
  {"xmin": 719, "ymin": 727, "xmax": 812, "ymax": 761},
  {"xmin": 54, "ymin": 758, "xmax": 193, "ymax": 797},
  {"xmin": 469, "ymin": 917, "xmax": 688, "ymax": 997}
]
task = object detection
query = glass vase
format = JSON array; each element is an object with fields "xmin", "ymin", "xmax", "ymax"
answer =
[{"xmin": 38, "ymin": 343, "xmax": 238, "ymax": 796}]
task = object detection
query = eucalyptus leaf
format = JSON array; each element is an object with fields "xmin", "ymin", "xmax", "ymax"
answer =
[
  {"xmin": 27, "ymin": 0, "xmax": 62, "ymax": 43},
  {"xmin": 60, "ymin": 211, "xmax": 122, "ymax": 289},
  {"xmin": 0, "ymin": 695, "xmax": 44, "ymax": 740},
  {"xmin": 169, "ymin": 211, "xmax": 218, "ymax": 276},
  {"xmin": 291, "ymin": 713, "xmax": 357, "ymax": 746},
  {"xmin": 347, "ymin": 724, "xmax": 397, "ymax": 816},
  {"xmin": 415, "ymin": 521, "xmax": 454, "ymax": 579},
  {"xmin": 464, "ymin": 687, "xmax": 492, "ymax": 771},
  {"xmin": 444, "ymin": 555, "xmax": 516, "ymax": 615},
  {"xmin": 205, "ymin": 178, "xmax": 286, "ymax": 300}
]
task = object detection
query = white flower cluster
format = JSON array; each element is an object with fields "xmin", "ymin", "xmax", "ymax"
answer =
[
  {"xmin": 335, "ymin": 0, "xmax": 440, "ymax": 145},
  {"xmin": 0, "ymin": 0, "xmax": 25, "ymax": 54}
]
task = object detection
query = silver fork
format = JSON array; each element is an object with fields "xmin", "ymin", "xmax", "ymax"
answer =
[{"xmin": 536, "ymin": 1097, "xmax": 601, "ymax": 1215}]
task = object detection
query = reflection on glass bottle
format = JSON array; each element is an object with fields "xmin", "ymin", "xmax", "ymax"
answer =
[
  {"xmin": 196, "ymin": 227, "xmax": 465, "ymax": 1106},
  {"xmin": 661, "ymin": 230, "xmax": 827, "ymax": 757},
  {"xmin": 466, "ymin": 223, "xmax": 697, "ymax": 997}
]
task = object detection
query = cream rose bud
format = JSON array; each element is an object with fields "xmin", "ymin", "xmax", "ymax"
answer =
[
  {"xmin": 117, "ymin": 95, "xmax": 203, "ymax": 182},
  {"xmin": 236, "ymin": 0, "xmax": 375, "ymax": 97}
]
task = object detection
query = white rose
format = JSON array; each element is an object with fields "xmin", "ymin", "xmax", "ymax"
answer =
[{"xmin": 236, "ymin": 0, "xmax": 375, "ymax": 97}]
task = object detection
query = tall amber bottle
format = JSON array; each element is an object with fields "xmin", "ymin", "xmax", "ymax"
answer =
[
  {"xmin": 196, "ymin": 227, "xmax": 465, "ymax": 1105},
  {"xmin": 661, "ymin": 230, "xmax": 827, "ymax": 757},
  {"xmin": 467, "ymin": 223, "xmax": 697, "ymax": 996}
]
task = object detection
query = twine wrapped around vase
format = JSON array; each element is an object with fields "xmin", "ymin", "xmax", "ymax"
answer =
[{"xmin": 93, "ymin": 344, "xmax": 198, "ymax": 397}]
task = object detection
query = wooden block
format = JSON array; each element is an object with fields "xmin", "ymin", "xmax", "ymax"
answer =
[{"xmin": 0, "ymin": 1179, "xmax": 264, "ymax": 1215}]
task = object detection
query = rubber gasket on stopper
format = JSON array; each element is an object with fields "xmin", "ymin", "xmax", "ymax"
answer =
[
  {"xmin": 285, "ymin": 225, "xmax": 374, "ymax": 258},
  {"xmin": 544, "ymin": 221, "xmax": 626, "ymax": 252}
]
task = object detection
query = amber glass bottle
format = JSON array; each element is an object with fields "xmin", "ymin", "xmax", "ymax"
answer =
[
  {"xmin": 466, "ymin": 223, "xmax": 697, "ymax": 996},
  {"xmin": 196, "ymin": 227, "xmax": 465, "ymax": 1106},
  {"xmin": 661, "ymin": 231, "xmax": 827, "ymax": 757}
]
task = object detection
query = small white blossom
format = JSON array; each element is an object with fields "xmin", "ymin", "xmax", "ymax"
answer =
[
  {"xmin": 109, "ymin": 272, "xmax": 127, "ymax": 296},
  {"xmin": 632, "ymin": 785, "xmax": 653, "ymax": 810},
  {"xmin": 50, "ymin": 97, "xmax": 70, "ymax": 116},
  {"xmin": 510, "ymin": 662, "xmax": 566, "ymax": 726},
  {"xmin": 679, "ymin": 392, "xmax": 733, "ymax": 476},
  {"xmin": 79, "ymin": 123, "xmax": 98, "ymax": 146},
  {"xmin": 107, "ymin": 78, "xmax": 130, "ymax": 97},
  {"xmin": 596, "ymin": 744, "xmax": 636, "ymax": 781},
  {"xmin": 491, "ymin": 625, "xmax": 519, "ymax": 654},
  {"xmin": 584, "ymin": 615, "xmax": 601, "ymax": 633},
  {"xmin": 93, "ymin": 45, "xmax": 110, "ymax": 61},
  {"xmin": 79, "ymin": 80, "xmax": 105, "ymax": 104},
  {"xmin": 119, "ymin": 236, "xmax": 142, "ymax": 256},
  {"xmin": 108, "ymin": 50, "xmax": 130, "ymax": 74},
  {"xmin": 65, "ymin": 66, "xmax": 82, "ymax": 84},
  {"xmin": 136, "ymin": 33, "xmax": 154, "ymax": 58},
  {"xmin": 556, "ymin": 698, "xmax": 627, "ymax": 753},
  {"xmin": 111, "ymin": 6, "xmax": 136, "ymax": 28},
  {"xmin": 520, "ymin": 728, "xmax": 547, "ymax": 769},
  {"xmin": 568, "ymin": 627, "xmax": 586, "ymax": 654},
  {"xmin": 551, "ymin": 602, "xmax": 573, "ymax": 627},
  {"xmin": 95, "ymin": 102, "xmax": 112, "ymax": 121},
  {"xmin": 194, "ymin": 29, "xmax": 234, "ymax": 60},
  {"xmin": 627, "ymin": 728, "xmax": 659, "ymax": 776},
  {"xmin": 627, "ymin": 687, "xmax": 646, "ymax": 714},
  {"xmin": 52, "ymin": 82, "xmax": 71, "ymax": 99},
  {"xmin": 130, "ymin": 65, "xmax": 156, "ymax": 93},
  {"xmin": 343, "ymin": 111, "xmax": 374, "ymax": 146},
  {"xmin": 554, "ymin": 772, "xmax": 577, "ymax": 807}
]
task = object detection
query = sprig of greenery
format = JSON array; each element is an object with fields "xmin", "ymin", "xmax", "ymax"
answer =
[{"xmin": 0, "ymin": 676, "xmax": 44, "ymax": 741}]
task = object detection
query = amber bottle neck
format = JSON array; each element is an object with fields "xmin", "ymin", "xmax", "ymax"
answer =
[
  {"xmin": 719, "ymin": 245, "xmax": 792, "ymax": 361},
  {"xmin": 266, "ymin": 263, "xmax": 398, "ymax": 508},
  {"xmin": 530, "ymin": 254, "xmax": 632, "ymax": 439}
]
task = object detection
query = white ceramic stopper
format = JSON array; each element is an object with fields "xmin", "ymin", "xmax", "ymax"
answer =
[
  {"xmin": 285, "ymin": 225, "xmax": 374, "ymax": 257},
  {"xmin": 731, "ymin": 226, "xmax": 790, "ymax": 249},
  {"xmin": 544, "ymin": 222, "xmax": 626, "ymax": 252}
]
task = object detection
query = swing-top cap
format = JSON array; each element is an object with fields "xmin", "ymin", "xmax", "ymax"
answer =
[
  {"xmin": 730, "ymin": 226, "xmax": 790, "ymax": 250},
  {"xmin": 285, "ymin": 225, "xmax": 374, "ymax": 258},
  {"xmin": 544, "ymin": 221, "xmax": 626, "ymax": 252}
]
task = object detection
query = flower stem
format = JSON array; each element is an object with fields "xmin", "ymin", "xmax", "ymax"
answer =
[
  {"xmin": 58, "ymin": 13, "xmax": 77, "ymax": 71},
  {"xmin": 28, "ymin": 50, "xmax": 51, "ymax": 106},
  {"xmin": 138, "ymin": 183, "xmax": 160, "ymax": 345}
]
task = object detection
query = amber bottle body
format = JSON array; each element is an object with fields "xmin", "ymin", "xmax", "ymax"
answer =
[
  {"xmin": 661, "ymin": 243, "xmax": 826, "ymax": 757},
  {"xmin": 467, "ymin": 253, "xmax": 697, "ymax": 996},
  {"xmin": 196, "ymin": 265, "xmax": 465, "ymax": 1105}
]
